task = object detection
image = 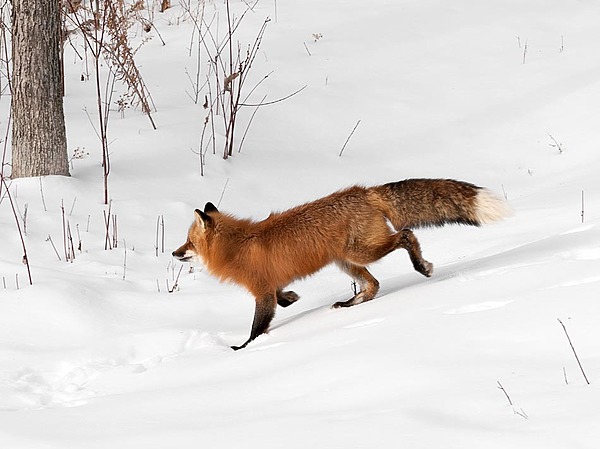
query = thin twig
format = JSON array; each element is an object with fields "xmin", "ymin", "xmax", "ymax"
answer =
[
  {"xmin": 39, "ymin": 177, "xmax": 47, "ymax": 211},
  {"xmin": 497, "ymin": 381, "xmax": 513, "ymax": 406},
  {"xmin": 168, "ymin": 265, "xmax": 184, "ymax": 293},
  {"xmin": 303, "ymin": 42, "xmax": 311, "ymax": 56},
  {"xmin": 46, "ymin": 235, "xmax": 62, "ymax": 261},
  {"xmin": 513, "ymin": 408, "xmax": 528, "ymax": 420},
  {"xmin": 548, "ymin": 133, "xmax": 563, "ymax": 154},
  {"xmin": 239, "ymin": 84, "xmax": 307, "ymax": 107},
  {"xmin": 0, "ymin": 177, "xmax": 32, "ymax": 284},
  {"xmin": 61, "ymin": 200, "xmax": 69, "ymax": 262},
  {"xmin": 339, "ymin": 119, "xmax": 361, "ymax": 157},
  {"xmin": 558, "ymin": 318, "xmax": 590, "ymax": 385},
  {"xmin": 103, "ymin": 200, "xmax": 112, "ymax": 250},
  {"xmin": 238, "ymin": 94, "xmax": 267, "ymax": 153},
  {"xmin": 217, "ymin": 178, "xmax": 230, "ymax": 208},
  {"xmin": 122, "ymin": 239, "xmax": 127, "ymax": 280}
]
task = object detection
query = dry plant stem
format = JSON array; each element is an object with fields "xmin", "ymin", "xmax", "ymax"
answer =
[
  {"xmin": 122, "ymin": 239, "xmax": 127, "ymax": 280},
  {"xmin": 226, "ymin": 18, "xmax": 270, "ymax": 157},
  {"xmin": 60, "ymin": 200, "xmax": 75, "ymax": 262},
  {"xmin": 0, "ymin": 108, "xmax": 11, "ymax": 199},
  {"xmin": 76, "ymin": 224, "xmax": 82, "ymax": 252},
  {"xmin": 61, "ymin": 201, "xmax": 68, "ymax": 261},
  {"xmin": 238, "ymin": 93, "xmax": 266, "ymax": 153},
  {"xmin": 0, "ymin": 177, "xmax": 32, "ymax": 285},
  {"xmin": 155, "ymin": 215, "xmax": 165, "ymax": 256},
  {"xmin": 21, "ymin": 203, "xmax": 28, "ymax": 236},
  {"xmin": 497, "ymin": 381, "xmax": 513, "ymax": 406},
  {"xmin": 197, "ymin": 119, "xmax": 208, "ymax": 176},
  {"xmin": 69, "ymin": 197, "xmax": 77, "ymax": 215},
  {"xmin": 47, "ymin": 235, "xmax": 61, "ymax": 261},
  {"xmin": 65, "ymin": 0, "xmax": 156, "ymax": 204},
  {"xmin": 581, "ymin": 190, "xmax": 585, "ymax": 224},
  {"xmin": 225, "ymin": 0, "xmax": 235, "ymax": 140},
  {"xmin": 339, "ymin": 119, "xmax": 361, "ymax": 157},
  {"xmin": 239, "ymin": 84, "xmax": 307, "ymax": 107},
  {"xmin": 90, "ymin": 1, "xmax": 110, "ymax": 205},
  {"xmin": 38, "ymin": 177, "xmax": 48, "ymax": 211},
  {"xmin": 548, "ymin": 133, "xmax": 563, "ymax": 154},
  {"xmin": 168, "ymin": 265, "xmax": 184, "ymax": 293},
  {"xmin": 241, "ymin": 70, "xmax": 273, "ymax": 104},
  {"xmin": 558, "ymin": 318, "xmax": 590, "ymax": 385},
  {"xmin": 160, "ymin": 215, "xmax": 165, "ymax": 253},
  {"xmin": 66, "ymin": 221, "xmax": 75, "ymax": 261},
  {"xmin": 207, "ymin": 81, "xmax": 217, "ymax": 155},
  {"xmin": 217, "ymin": 177, "xmax": 230, "ymax": 208},
  {"xmin": 183, "ymin": 4, "xmax": 209, "ymax": 104},
  {"xmin": 183, "ymin": 1, "xmax": 297, "ymax": 160},
  {"xmin": 112, "ymin": 214, "xmax": 118, "ymax": 248},
  {"xmin": 0, "ymin": 8, "xmax": 13, "ymax": 95},
  {"xmin": 91, "ymin": 0, "xmax": 157, "ymax": 128},
  {"xmin": 303, "ymin": 42, "xmax": 311, "ymax": 56},
  {"xmin": 103, "ymin": 200, "xmax": 112, "ymax": 250},
  {"xmin": 514, "ymin": 408, "xmax": 528, "ymax": 420}
]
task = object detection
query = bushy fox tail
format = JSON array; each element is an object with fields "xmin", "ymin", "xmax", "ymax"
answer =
[{"xmin": 371, "ymin": 178, "xmax": 511, "ymax": 230}]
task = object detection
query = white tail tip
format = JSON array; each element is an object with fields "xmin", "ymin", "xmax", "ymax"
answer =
[{"xmin": 474, "ymin": 189, "xmax": 512, "ymax": 224}]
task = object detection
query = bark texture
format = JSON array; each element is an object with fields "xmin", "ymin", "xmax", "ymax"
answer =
[{"xmin": 11, "ymin": 0, "xmax": 69, "ymax": 178}]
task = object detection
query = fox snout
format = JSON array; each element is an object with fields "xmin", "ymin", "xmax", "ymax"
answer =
[{"xmin": 172, "ymin": 243, "xmax": 194, "ymax": 262}]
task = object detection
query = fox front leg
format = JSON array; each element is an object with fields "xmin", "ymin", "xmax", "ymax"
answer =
[{"xmin": 231, "ymin": 292, "xmax": 277, "ymax": 351}]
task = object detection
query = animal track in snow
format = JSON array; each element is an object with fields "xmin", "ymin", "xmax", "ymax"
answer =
[{"xmin": 0, "ymin": 330, "xmax": 226, "ymax": 411}]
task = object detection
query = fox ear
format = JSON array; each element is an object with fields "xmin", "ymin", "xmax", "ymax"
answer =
[
  {"xmin": 194, "ymin": 208, "xmax": 212, "ymax": 231},
  {"xmin": 204, "ymin": 202, "xmax": 219, "ymax": 214}
]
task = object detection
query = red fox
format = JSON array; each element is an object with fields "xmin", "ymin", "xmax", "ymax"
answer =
[{"xmin": 173, "ymin": 178, "xmax": 510, "ymax": 350}]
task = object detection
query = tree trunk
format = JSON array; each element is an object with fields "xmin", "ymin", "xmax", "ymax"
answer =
[{"xmin": 11, "ymin": 0, "xmax": 70, "ymax": 178}]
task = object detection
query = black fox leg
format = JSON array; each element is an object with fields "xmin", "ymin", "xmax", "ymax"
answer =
[
  {"xmin": 232, "ymin": 292, "xmax": 277, "ymax": 350},
  {"xmin": 333, "ymin": 262, "xmax": 380, "ymax": 308},
  {"xmin": 398, "ymin": 229, "xmax": 433, "ymax": 277},
  {"xmin": 276, "ymin": 289, "xmax": 300, "ymax": 308}
]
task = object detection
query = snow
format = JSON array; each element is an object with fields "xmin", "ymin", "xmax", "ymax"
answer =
[{"xmin": 1, "ymin": 0, "xmax": 600, "ymax": 447}]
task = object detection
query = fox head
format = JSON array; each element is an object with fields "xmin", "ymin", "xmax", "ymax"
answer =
[{"xmin": 172, "ymin": 202, "xmax": 219, "ymax": 263}]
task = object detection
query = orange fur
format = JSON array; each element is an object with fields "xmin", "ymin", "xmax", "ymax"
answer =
[{"xmin": 173, "ymin": 178, "xmax": 510, "ymax": 349}]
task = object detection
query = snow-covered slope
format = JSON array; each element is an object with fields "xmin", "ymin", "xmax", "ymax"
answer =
[{"xmin": 1, "ymin": 1, "xmax": 599, "ymax": 447}]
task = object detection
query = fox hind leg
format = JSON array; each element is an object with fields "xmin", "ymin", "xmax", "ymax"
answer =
[
  {"xmin": 398, "ymin": 229, "xmax": 433, "ymax": 277},
  {"xmin": 333, "ymin": 262, "xmax": 380, "ymax": 308},
  {"xmin": 344, "ymin": 227, "xmax": 433, "ymax": 278}
]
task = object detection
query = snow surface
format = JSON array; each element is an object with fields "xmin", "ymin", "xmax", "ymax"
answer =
[{"xmin": 1, "ymin": 0, "xmax": 600, "ymax": 447}]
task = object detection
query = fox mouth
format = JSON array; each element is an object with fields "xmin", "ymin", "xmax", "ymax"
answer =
[{"xmin": 172, "ymin": 252, "xmax": 193, "ymax": 262}]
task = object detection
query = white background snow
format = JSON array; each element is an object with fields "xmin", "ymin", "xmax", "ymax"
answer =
[{"xmin": 1, "ymin": 0, "xmax": 600, "ymax": 447}]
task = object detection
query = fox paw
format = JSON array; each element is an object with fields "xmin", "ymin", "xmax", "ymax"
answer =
[
  {"xmin": 277, "ymin": 290, "xmax": 300, "ymax": 307},
  {"xmin": 332, "ymin": 293, "xmax": 372, "ymax": 308},
  {"xmin": 417, "ymin": 261, "xmax": 433, "ymax": 277}
]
